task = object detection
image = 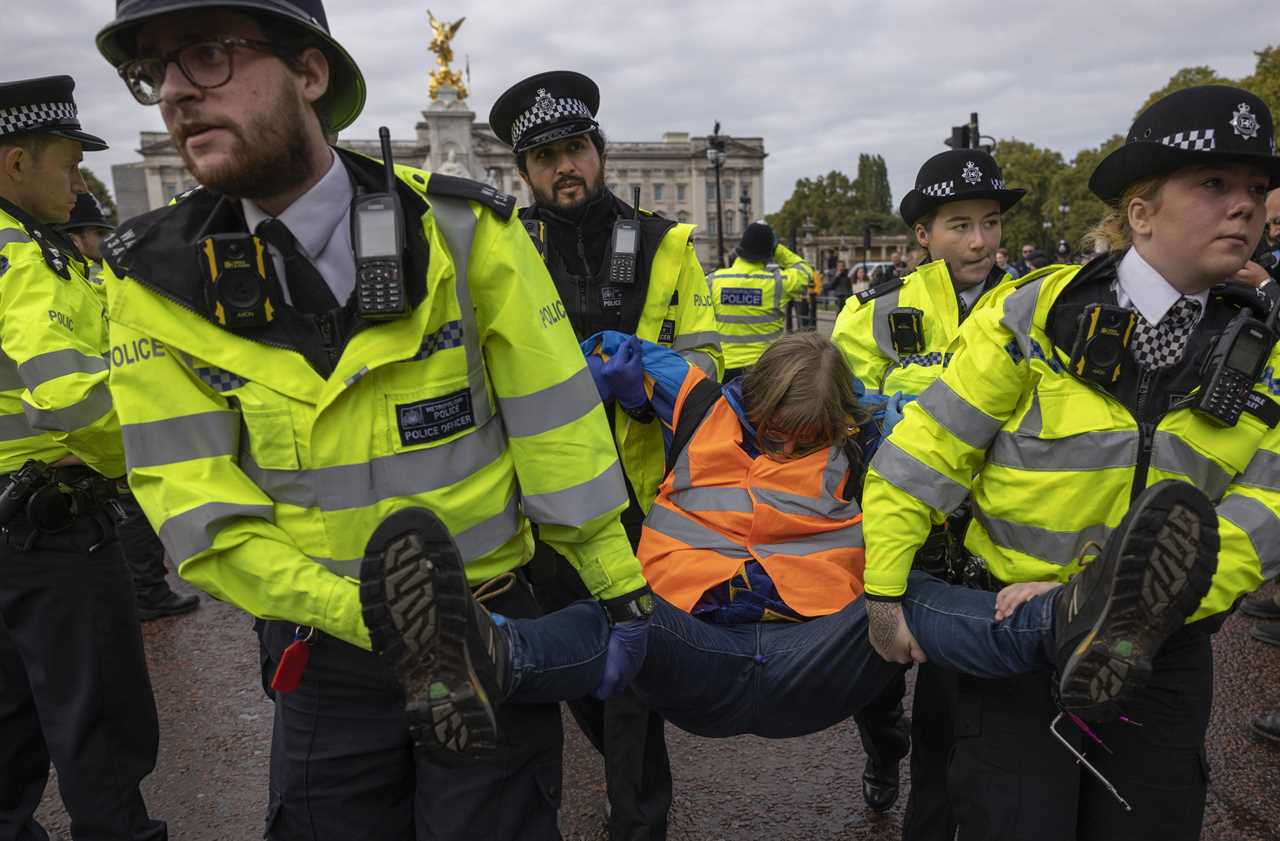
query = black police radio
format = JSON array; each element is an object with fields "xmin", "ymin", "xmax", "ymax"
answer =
[
  {"xmin": 352, "ymin": 127, "xmax": 408, "ymax": 320},
  {"xmin": 1192, "ymin": 314, "xmax": 1275, "ymax": 426},
  {"xmin": 1069, "ymin": 304, "xmax": 1137, "ymax": 385},
  {"xmin": 606, "ymin": 186, "xmax": 642, "ymax": 286},
  {"xmin": 198, "ymin": 233, "xmax": 281, "ymax": 328}
]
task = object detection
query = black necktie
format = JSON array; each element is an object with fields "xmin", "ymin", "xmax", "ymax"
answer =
[{"xmin": 254, "ymin": 218, "xmax": 341, "ymax": 315}]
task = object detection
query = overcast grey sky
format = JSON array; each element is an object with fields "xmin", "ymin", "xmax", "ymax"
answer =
[{"xmin": 3, "ymin": 1, "xmax": 1276, "ymax": 212}]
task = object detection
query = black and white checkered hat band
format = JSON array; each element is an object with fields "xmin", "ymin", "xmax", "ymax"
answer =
[
  {"xmin": 1159, "ymin": 129, "xmax": 1216, "ymax": 151},
  {"xmin": 920, "ymin": 180, "xmax": 955, "ymax": 198},
  {"xmin": 0, "ymin": 102, "xmax": 78, "ymax": 136},
  {"xmin": 511, "ymin": 96, "xmax": 592, "ymax": 146}
]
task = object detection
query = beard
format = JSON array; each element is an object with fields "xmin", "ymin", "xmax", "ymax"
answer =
[
  {"xmin": 175, "ymin": 78, "xmax": 318, "ymax": 201},
  {"xmin": 531, "ymin": 167, "xmax": 607, "ymax": 215}
]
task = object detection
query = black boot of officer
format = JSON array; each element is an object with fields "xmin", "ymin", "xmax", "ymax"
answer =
[{"xmin": 116, "ymin": 493, "xmax": 199, "ymax": 621}]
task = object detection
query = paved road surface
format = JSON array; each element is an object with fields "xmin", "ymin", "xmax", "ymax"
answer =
[{"xmin": 35, "ymin": 575, "xmax": 1280, "ymax": 840}]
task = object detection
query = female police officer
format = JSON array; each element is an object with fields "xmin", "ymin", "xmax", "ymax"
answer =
[{"xmin": 863, "ymin": 85, "xmax": 1280, "ymax": 839}]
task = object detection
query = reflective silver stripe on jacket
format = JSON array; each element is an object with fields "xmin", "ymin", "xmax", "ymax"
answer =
[
  {"xmin": 159, "ymin": 501, "xmax": 276, "ymax": 562},
  {"xmin": 1150, "ymin": 433, "xmax": 1232, "ymax": 500},
  {"xmin": 0, "ymin": 229, "xmax": 31, "ymax": 249},
  {"xmin": 644, "ymin": 503, "xmax": 752, "ymax": 559},
  {"xmin": 23, "ymin": 381, "xmax": 112, "ymax": 432},
  {"xmin": 497, "ymin": 365, "xmax": 601, "ymax": 438},
  {"xmin": 988, "ymin": 430, "xmax": 1136, "ymax": 472},
  {"xmin": 754, "ymin": 522, "xmax": 863, "ymax": 558},
  {"xmin": 752, "ymin": 486, "xmax": 860, "ymax": 521},
  {"xmin": 916, "ymin": 379, "xmax": 1002, "ymax": 450},
  {"xmin": 671, "ymin": 331, "xmax": 719, "ymax": 352},
  {"xmin": 871, "ymin": 438, "xmax": 969, "ymax": 513},
  {"xmin": 680, "ymin": 350, "xmax": 718, "ymax": 377},
  {"xmin": 0, "ymin": 351, "xmax": 23, "ymax": 391},
  {"xmin": 971, "ymin": 501, "xmax": 1110, "ymax": 566},
  {"xmin": 713, "ymin": 270, "xmax": 784, "ymax": 324},
  {"xmin": 18, "ymin": 348, "xmax": 108, "ymax": 390},
  {"xmin": 122, "ymin": 410, "xmax": 241, "ymax": 469},
  {"xmin": 431, "ymin": 195, "xmax": 494, "ymax": 428},
  {"xmin": 315, "ymin": 495, "xmax": 524, "ymax": 577},
  {"xmin": 522, "ymin": 461, "xmax": 628, "ymax": 527},
  {"xmin": 1219, "ymin": 493, "xmax": 1280, "ymax": 577},
  {"xmin": 999, "ymin": 277, "xmax": 1046, "ymax": 362},
  {"xmin": 719, "ymin": 329, "xmax": 783, "ymax": 345},
  {"xmin": 871, "ymin": 283, "xmax": 903, "ymax": 363},
  {"xmin": 239, "ymin": 417, "xmax": 508, "ymax": 511},
  {"xmin": 1239, "ymin": 450, "xmax": 1280, "ymax": 492},
  {"xmin": 0, "ymin": 412, "xmax": 34, "ymax": 440},
  {"xmin": 669, "ymin": 486, "xmax": 753, "ymax": 513}
]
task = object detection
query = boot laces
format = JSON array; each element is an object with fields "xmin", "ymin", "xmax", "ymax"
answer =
[{"xmin": 472, "ymin": 572, "xmax": 516, "ymax": 606}]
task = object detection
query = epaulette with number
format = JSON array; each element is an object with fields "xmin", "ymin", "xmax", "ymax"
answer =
[
  {"xmin": 855, "ymin": 275, "xmax": 904, "ymax": 304},
  {"xmin": 28, "ymin": 229, "xmax": 71, "ymax": 279},
  {"xmin": 425, "ymin": 174, "xmax": 516, "ymax": 221}
]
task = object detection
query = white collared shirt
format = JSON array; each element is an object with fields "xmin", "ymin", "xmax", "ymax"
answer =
[
  {"xmin": 241, "ymin": 150, "xmax": 356, "ymax": 306},
  {"xmin": 958, "ymin": 282, "xmax": 985, "ymax": 314},
  {"xmin": 1112, "ymin": 247, "xmax": 1209, "ymax": 328}
]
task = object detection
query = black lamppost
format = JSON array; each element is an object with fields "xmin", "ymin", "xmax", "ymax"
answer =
[
  {"xmin": 707, "ymin": 122, "xmax": 728, "ymax": 267},
  {"xmin": 1058, "ymin": 199, "xmax": 1070, "ymax": 253},
  {"xmin": 1042, "ymin": 218, "xmax": 1053, "ymax": 253},
  {"xmin": 738, "ymin": 185, "xmax": 751, "ymax": 230}
]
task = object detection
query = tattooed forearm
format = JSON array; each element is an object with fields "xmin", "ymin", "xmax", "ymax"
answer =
[{"xmin": 866, "ymin": 600, "xmax": 902, "ymax": 654}]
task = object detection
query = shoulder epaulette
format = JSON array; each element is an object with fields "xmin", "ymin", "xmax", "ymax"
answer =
[
  {"xmin": 425, "ymin": 174, "xmax": 515, "ymax": 221},
  {"xmin": 855, "ymin": 275, "xmax": 904, "ymax": 304},
  {"xmin": 28, "ymin": 229, "xmax": 71, "ymax": 279},
  {"xmin": 170, "ymin": 185, "xmax": 204, "ymax": 205},
  {"xmin": 521, "ymin": 219, "xmax": 547, "ymax": 261}
]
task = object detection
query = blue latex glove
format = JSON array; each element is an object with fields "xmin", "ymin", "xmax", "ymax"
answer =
[
  {"xmin": 585, "ymin": 352, "xmax": 613, "ymax": 404},
  {"xmin": 591, "ymin": 618, "xmax": 650, "ymax": 699},
  {"xmin": 603, "ymin": 335, "xmax": 646, "ymax": 411},
  {"xmin": 882, "ymin": 391, "xmax": 913, "ymax": 435}
]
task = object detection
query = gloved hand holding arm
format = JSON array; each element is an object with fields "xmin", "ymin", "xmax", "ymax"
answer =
[
  {"xmin": 602, "ymin": 335, "xmax": 648, "ymax": 412},
  {"xmin": 592, "ymin": 615, "xmax": 650, "ymax": 699}
]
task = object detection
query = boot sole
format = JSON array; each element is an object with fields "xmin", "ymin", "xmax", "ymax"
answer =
[
  {"xmin": 359, "ymin": 508, "xmax": 498, "ymax": 761},
  {"xmin": 1058, "ymin": 481, "xmax": 1218, "ymax": 721}
]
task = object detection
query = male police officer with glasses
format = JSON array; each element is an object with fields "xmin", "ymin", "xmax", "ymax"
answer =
[
  {"xmin": 0, "ymin": 75, "xmax": 166, "ymax": 841},
  {"xmin": 95, "ymin": 1, "xmax": 652, "ymax": 839}
]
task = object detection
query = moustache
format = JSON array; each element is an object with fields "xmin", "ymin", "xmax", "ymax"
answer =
[{"xmin": 555, "ymin": 177, "xmax": 585, "ymax": 192}]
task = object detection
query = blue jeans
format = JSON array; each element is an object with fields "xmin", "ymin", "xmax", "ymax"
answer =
[{"xmin": 500, "ymin": 571, "xmax": 1058, "ymax": 739}]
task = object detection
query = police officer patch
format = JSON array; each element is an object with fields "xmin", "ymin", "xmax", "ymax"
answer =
[
  {"xmin": 658, "ymin": 319, "xmax": 676, "ymax": 344},
  {"xmin": 601, "ymin": 286, "xmax": 624, "ymax": 309},
  {"xmin": 721, "ymin": 288, "xmax": 763, "ymax": 307},
  {"xmin": 396, "ymin": 389, "xmax": 475, "ymax": 446}
]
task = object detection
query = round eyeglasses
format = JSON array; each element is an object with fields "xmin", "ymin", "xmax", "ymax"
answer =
[{"xmin": 118, "ymin": 37, "xmax": 293, "ymax": 105}]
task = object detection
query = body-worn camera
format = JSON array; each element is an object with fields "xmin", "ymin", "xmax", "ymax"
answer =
[
  {"xmin": 199, "ymin": 234, "xmax": 280, "ymax": 328},
  {"xmin": 888, "ymin": 307, "xmax": 925, "ymax": 355},
  {"xmin": 1069, "ymin": 304, "xmax": 1136, "ymax": 384}
]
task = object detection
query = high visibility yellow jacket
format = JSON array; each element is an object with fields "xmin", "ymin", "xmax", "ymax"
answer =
[
  {"xmin": 863, "ymin": 255, "xmax": 1280, "ymax": 624},
  {"xmin": 101, "ymin": 155, "xmax": 646, "ymax": 651},
  {"xmin": 85, "ymin": 260, "xmax": 108, "ymax": 306},
  {"xmin": 709, "ymin": 256, "xmax": 809, "ymax": 370},
  {"xmin": 774, "ymin": 243, "xmax": 816, "ymax": 292},
  {"xmin": 832, "ymin": 258, "xmax": 1011, "ymax": 396},
  {"xmin": 0, "ymin": 202, "xmax": 121, "ymax": 477}
]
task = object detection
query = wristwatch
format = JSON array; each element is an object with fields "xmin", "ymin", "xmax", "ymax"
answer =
[{"xmin": 602, "ymin": 588, "xmax": 657, "ymax": 623}]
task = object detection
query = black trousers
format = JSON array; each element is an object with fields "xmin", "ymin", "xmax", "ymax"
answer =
[
  {"xmin": 901, "ymin": 662, "xmax": 959, "ymax": 841},
  {"xmin": 114, "ymin": 495, "xmax": 169, "ymax": 603},
  {"xmin": 0, "ymin": 514, "xmax": 164, "ymax": 841},
  {"xmin": 852, "ymin": 668, "xmax": 911, "ymax": 774},
  {"xmin": 528, "ymin": 522, "xmax": 672, "ymax": 841},
  {"xmin": 258, "ymin": 572, "xmax": 563, "ymax": 841},
  {"xmin": 948, "ymin": 626, "xmax": 1213, "ymax": 841}
]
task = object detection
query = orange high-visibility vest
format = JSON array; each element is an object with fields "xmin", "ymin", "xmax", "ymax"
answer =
[{"xmin": 639, "ymin": 376, "xmax": 865, "ymax": 617}]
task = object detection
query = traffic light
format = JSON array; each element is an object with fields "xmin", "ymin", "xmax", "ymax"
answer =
[{"xmin": 945, "ymin": 125, "xmax": 971, "ymax": 150}]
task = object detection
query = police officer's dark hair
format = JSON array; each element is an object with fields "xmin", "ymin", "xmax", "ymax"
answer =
[
  {"xmin": 514, "ymin": 129, "xmax": 607, "ymax": 175},
  {"xmin": 251, "ymin": 13, "xmax": 334, "ymax": 135},
  {"xmin": 0, "ymin": 132, "xmax": 54, "ymax": 160}
]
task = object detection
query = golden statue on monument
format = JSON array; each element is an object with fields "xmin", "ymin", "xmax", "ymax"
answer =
[{"xmin": 427, "ymin": 11, "xmax": 467, "ymax": 102}]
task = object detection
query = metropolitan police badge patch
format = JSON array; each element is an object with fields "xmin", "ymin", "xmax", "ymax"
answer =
[{"xmin": 396, "ymin": 389, "xmax": 475, "ymax": 447}]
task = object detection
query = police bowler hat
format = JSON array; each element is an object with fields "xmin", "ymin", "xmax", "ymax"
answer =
[
  {"xmin": 737, "ymin": 222, "xmax": 778, "ymax": 263},
  {"xmin": 1090, "ymin": 85, "xmax": 1280, "ymax": 203},
  {"xmin": 489, "ymin": 71, "xmax": 600, "ymax": 154},
  {"xmin": 899, "ymin": 149, "xmax": 1024, "ymax": 228},
  {"xmin": 96, "ymin": 0, "xmax": 366, "ymax": 132},
  {"xmin": 61, "ymin": 192, "xmax": 114, "ymax": 233},
  {"xmin": 0, "ymin": 76, "xmax": 107, "ymax": 152}
]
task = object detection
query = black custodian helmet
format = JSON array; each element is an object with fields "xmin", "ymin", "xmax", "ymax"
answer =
[{"xmin": 96, "ymin": 0, "xmax": 366, "ymax": 132}]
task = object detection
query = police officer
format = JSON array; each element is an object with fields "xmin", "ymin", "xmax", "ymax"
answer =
[
  {"xmin": 863, "ymin": 85, "xmax": 1280, "ymax": 840},
  {"xmin": 830, "ymin": 148, "xmax": 1025, "ymax": 831},
  {"xmin": 0, "ymin": 75, "xmax": 166, "ymax": 841},
  {"xmin": 61, "ymin": 191, "xmax": 200, "ymax": 621},
  {"xmin": 487, "ymin": 70, "xmax": 721, "ymax": 841},
  {"xmin": 710, "ymin": 221, "xmax": 812, "ymax": 380},
  {"xmin": 96, "ymin": 2, "xmax": 652, "ymax": 838}
]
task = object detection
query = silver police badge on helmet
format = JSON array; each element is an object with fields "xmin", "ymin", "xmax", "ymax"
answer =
[
  {"xmin": 1231, "ymin": 102, "xmax": 1260, "ymax": 141},
  {"xmin": 533, "ymin": 88, "xmax": 556, "ymax": 121},
  {"xmin": 962, "ymin": 161, "xmax": 983, "ymax": 185}
]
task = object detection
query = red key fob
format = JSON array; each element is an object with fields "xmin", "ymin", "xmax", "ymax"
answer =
[{"xmin": 270, "ymin": 627, "xmax": 314, "ymax": 694}]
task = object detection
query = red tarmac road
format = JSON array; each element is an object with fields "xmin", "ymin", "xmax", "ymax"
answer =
[{"xmin": 34, "ymin": 576, "xmax": 1280, "ymax": 840}]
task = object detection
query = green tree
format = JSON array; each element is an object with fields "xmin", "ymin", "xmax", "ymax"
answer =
[
  {"xmin": 852, "ymin": 153, "xmax": 893, "ymax": 215},
  {"xmin": 992, "ymin": 138, "xmax": 1066, "ymax": 255},
  {"xmin": 1138, "ymin": 66, "xmax": 1232, "ymax": 115},
  {"xmin": 1242, "ymin": 46, "xmax": 1280, "ymax": 120},
  {"xmin": 79, "ymin": 167, "xmax": 118, "ymax": 225},
  {"xmin": 1042, "ymin": 135, "xmax": 1124, "ymax": 253},
  {"xmin": 766, "ymin": 170, "xmax": 860, "ymax": 237}
]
